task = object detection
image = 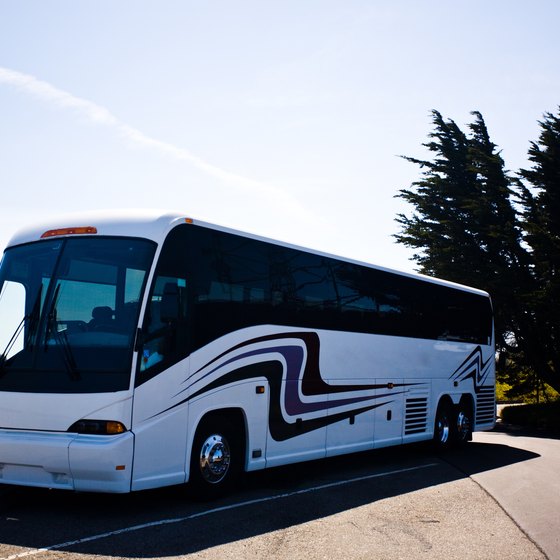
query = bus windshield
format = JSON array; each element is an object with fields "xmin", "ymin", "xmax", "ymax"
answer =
[{"xmin": 0, "ymin": 236, "xmax": 156, "ymax": 393}]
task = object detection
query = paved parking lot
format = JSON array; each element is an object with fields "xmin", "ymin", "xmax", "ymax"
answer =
[{"xmin": 0, "ymin": 429, "xmax": 554, "ymax": 560}]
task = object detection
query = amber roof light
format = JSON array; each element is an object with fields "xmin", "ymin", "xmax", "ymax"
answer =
[{"xmin": 41, "ymin": 226, "xmax": 98, "ymax": 239}]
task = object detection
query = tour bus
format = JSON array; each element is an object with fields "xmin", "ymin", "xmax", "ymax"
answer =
[{"xmin": 0, "ymin": 211, "xmax": 495, "ymax": 495}]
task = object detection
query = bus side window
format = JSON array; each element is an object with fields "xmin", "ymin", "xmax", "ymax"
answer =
[
  {"xmin": 0, "ymin": 280, "xmax": 26, "ymax": 358},
  {"xmin": 140, "ymin": 277, "xmax": 188, "ymax": 374}
]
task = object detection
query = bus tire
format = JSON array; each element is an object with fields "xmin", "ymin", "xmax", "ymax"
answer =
[
  {"xmin": 455, "ymin": 398, "xmax": 473, "ymax": 445},
  {"xmin": 189, "ymin": 416, "xmax": 241, "ymax": 499},
  {"xmin": 433, "ymin": 399, "xmax": 454, "ymax": 450}
]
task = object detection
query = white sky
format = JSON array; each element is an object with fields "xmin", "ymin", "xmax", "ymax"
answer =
[{"xmin": 1, "ymin": 0, "xmax": 559, "ymax": 273}]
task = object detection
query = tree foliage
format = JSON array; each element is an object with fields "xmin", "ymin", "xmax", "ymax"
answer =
[
  {"xmin": 517, "ymin": 110, "xmax": 560, "ymax": 391},
  {"xmin": 395, "ymin": 108, "xmax": 560, "ymax": 392}
]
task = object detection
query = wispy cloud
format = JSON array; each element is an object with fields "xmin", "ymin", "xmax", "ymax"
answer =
[
  {"xmin": 0, "ymin": 67, "xmax": 119, "ymax": 126},
  {"xmin": 0, "ymin": 66, "xmax": 307, "ymax": 217}
]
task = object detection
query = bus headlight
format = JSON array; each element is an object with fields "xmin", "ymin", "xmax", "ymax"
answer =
[{"xmin": 68, "ymin": 420, "xmax": 127, "ymax": 435}]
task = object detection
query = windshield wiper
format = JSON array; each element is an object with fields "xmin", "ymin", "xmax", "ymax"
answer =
[
  {"xmin": 24, "ymin": 285, "xmax": 43, "ymax": 350},
  {"xmin": 44, "ymin": 283, "xmax": 60, "ymax": 349},
  {"xmin": 54, "ymin": 328, "xmax": 80, "ymax": 381},
  {"xmin": 43, "ymin": 284, "xmax": 80, "ymax": 381}
]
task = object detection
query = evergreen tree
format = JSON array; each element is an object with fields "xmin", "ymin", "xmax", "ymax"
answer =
[
  {"xmin": 395, "ymin": 111, "xmax": 528, "ymax": 362},
  {"xmin": 395, "ymin": 110, "xmax": 478, "ymax": 281},
  {"xmin": 518, "ymin": 109, "xmax": 560, "ymax": 391}
]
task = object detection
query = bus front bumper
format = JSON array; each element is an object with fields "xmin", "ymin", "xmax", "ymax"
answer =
[{"xmin": 0, "ymin": 429, "xmax": 134, "ymax": 493}]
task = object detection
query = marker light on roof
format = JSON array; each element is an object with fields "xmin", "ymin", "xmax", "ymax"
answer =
[{"xmin": 41, "ymin": 226, "xmax": 98, "ymax": 239}]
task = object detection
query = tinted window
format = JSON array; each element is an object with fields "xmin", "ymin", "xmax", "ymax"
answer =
[
  {"xmin": 0, "ymin": 237, "xmax": 156, "ymax": 393},
  {"xmin": 137, "ymin": 227, "xmax": 190, "ymax": 382},
  {"xmin": 139, "ymin": 224, "xmax": 493, "ymax": 359}
]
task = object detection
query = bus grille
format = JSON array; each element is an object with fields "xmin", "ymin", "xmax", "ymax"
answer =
[
  {"xmin": 405, "ymin": 397, "xmax": 429, "ymax": 435},
  {"xmin": 476, "ymin": 386, "xmax": 495, "ymax": 425}
]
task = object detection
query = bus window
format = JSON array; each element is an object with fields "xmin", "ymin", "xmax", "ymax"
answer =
[
  {"xmin": 139, "ymin": 276, "xmax": 188, "ymax": 375},
  {"xmin": 0, "ymin": 280, "xmax": 26, "ymax": 359}
]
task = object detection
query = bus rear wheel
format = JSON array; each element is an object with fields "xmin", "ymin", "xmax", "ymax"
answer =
[
  {"xmin": 455, "ymin": 401, "xmax": 473, "ymax": 445},
  {"xmin": 434, "ymin": 401, "xmax": 453, "ymax": 449},
  {"xmin": 189, "ymin": 417, "xmax": 240, "ymax": 499}
]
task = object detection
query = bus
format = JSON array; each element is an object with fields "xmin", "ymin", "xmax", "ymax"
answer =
[{"xmin": 0, "ymin": 210, "xmax": 495, "ymax": 495}]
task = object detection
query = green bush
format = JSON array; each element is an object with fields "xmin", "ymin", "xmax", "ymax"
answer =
[
  {"xmin": 496, "ymin": 379, "xmax": 559, "ymax": 404},
  {"xmin": 496, "ymin": 381, "xmax": 513, "ymax": 402}
]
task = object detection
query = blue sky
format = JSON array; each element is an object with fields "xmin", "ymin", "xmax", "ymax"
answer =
[{"xmin": 1, "ymin": 1, "xmax": 559, "ymax": 273}]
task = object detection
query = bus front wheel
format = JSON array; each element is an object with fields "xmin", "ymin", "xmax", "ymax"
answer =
[{"xmin": 189, "ymin": 417, "xmax": 240, "ymax": 498}]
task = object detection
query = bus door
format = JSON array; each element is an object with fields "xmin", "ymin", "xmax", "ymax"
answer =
[{"xmin": 131, "ymin": 276, "xmax": 190, "ymax": 491}]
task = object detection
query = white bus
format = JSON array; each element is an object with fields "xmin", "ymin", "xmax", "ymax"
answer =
[{"xmin": 0, "ymin": 211, "xmax": 495, "ymax": 495}]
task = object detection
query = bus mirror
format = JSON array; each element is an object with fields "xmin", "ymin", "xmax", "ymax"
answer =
[{"xmin": 160, "ymin": 283, "xmax": 179, "ymax": 322}]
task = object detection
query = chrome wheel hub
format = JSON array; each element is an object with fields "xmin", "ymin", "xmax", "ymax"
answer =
[
  {"xmin": 437, "ymin": 414, "xmax": 450, "ymax": 443},
  {"xmin": 199, "ymin": 434, "xmax": 231, "ymax": 484},
  {"xmin": 456, "ymin": 411, "xmax": 471, "ymax": 441}
]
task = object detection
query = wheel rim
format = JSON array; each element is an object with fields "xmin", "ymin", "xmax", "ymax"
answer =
[
  {"xmin": 456, "ymin": 410, "xmax": 471, "ymax": 441},
  {"xmin": 199, "ymin": 434, "xmax": 231, "ymax": 484},
  {"xmin": 437, "ymin": 411, "xmax": 450, "ymax": 443}
]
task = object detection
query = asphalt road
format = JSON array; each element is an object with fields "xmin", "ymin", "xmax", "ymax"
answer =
[
  {"xmin": 470, "ymin": 426, "xmax": 560, "ymax": 560},
  {"xmin": 0, "ymin": 427, "xmax": 557, "ymax": 560}
]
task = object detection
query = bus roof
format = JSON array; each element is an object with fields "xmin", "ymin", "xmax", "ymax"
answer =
[{"xmin": 5, "ymin": 209, "xmax": 490, "ymax": 298}]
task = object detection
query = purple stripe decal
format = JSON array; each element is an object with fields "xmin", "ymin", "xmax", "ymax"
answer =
[
  {"xmin": 185, "ymin": 342, "xmax": 379, "ymax": 415},
  {"xmin": 177, "ymin": 333, "xmax": 412, "ymax": 416}
]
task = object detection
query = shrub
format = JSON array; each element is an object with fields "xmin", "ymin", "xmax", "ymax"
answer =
[{"xmin": 500, "ymin": 401, "xmax": 560, "ymax": 433}]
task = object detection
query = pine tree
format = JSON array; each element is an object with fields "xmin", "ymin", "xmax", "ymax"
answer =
[
  {"xmin": 395, "ymin": 111, "xmax": 528, "ymax": 360},
  {"xmin": 396, "ymin": 111, "xmax": 479, "ymax": 281},
  {"xmin": 518, "ymin": 109, "xmax": 560, "ymax": 391},
  {"xmin": 465, "ymin": 112, "xmax": 534, "ymax": 356}
]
